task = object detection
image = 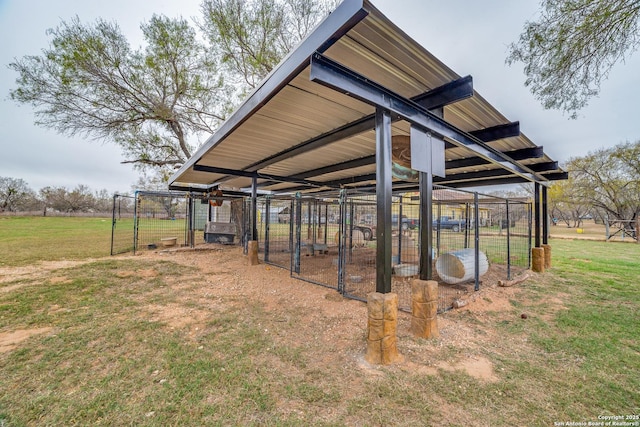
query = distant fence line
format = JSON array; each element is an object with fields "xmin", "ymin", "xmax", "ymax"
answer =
[{"xmin": 0, "ymin": 210, "xmax": 125, "ymax": 218}]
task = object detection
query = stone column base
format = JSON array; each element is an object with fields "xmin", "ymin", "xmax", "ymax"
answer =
[
  {"xmin": 532, "ymin": 247, "xmax": 545, "ymax": 273},
  {"xmin": 247, "ymin": 240, "xmax": 259, "ymax": 265},
  {"xmin": 410, "ymin": 279, "xmax": 439, "ymax": 339},
  {"xmin": 541, "ymin": 244, "xmax": 551, "ymax": 269},
  {"xmin": 365, "ymin": 292, "xmax": 402, "ymax": 365}
]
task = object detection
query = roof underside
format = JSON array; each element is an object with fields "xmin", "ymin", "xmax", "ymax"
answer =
[{"xmin": 170, "ymin": 0, "xmax": 566, "ymax": 194}]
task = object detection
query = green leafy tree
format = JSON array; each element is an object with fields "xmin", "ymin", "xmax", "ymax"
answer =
[
  {"xmin": 507, "ymin": 0, "xmax": 640, "ymax": 118},
  {"xmin": 200, "ymin": 0, "xmax": 337, "ymax": 92},
  {"xmin": 9, "ymin": 15, "xmax": 232, "ymax": 170}
]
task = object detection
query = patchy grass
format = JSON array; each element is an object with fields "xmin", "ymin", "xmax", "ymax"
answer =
[
  {"xmin": 0, "ymin": 216, "xmax": 113, "ymax": 266},
  {"xmin": 0, "ymin": 232, "xmax": 638, "ymax": 425}
]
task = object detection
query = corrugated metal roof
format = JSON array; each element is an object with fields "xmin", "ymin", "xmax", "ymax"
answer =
[{"xmin": 170, "ymin": 0, "xmax": 565, "ymax": 193}]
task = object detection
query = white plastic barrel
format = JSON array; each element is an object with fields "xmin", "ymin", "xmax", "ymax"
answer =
[{"xmin": 435, "ymin": 248, "xmax": 489, "ymax": 284}]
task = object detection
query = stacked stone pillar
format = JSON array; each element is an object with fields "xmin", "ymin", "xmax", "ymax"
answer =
[
  {"xmin": 247, "ymin": 240, "xmax": 259, "ymax": 265},
  {"xmin": 541, "ymin": 243, "xmax": 552, "ymax": 269},
  {"xmin": 365, "ymin": 292, "xmax": 401, "ymax": 365},
  {"xmin": 531, "ymin": 247, "xmax": 545, "ymax": 273},
  {"xmin": 410, "ymin": 279, "xmax": 439, "ymax": 339}
]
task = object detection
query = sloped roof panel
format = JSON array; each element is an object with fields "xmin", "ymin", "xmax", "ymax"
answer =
[{"xmin": 169, "ymin": 0, "xmax": 565, "ymax": 193}]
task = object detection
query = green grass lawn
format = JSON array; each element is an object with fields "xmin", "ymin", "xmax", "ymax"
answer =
[
  {"xmin": 0, "ymin": 217, "xmax": 638, "ymax": 425},
  {"xmin": 0, "ymin": 216, "xmax": 114, "ymax": 266}
]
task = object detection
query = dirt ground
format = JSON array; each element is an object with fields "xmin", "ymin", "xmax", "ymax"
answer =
[{"xmin": 0, "ymin": 243, "xmax": 547, "ymax": 387}]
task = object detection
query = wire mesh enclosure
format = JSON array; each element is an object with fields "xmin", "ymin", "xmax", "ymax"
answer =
[
  {"xmin": 431, "ymin": 187, "xmax": 532, "ymax": 311},
  {"xmin": 111, "ymin": 190, "xmax": 244, "ymax": 254},
  {"xmin": 256, "ymin": 187, "xmax": 532, "ymax": 313},
  {"xmin": 133, "ymin": 191, "xmax": 201, "ymax": 251},
  {"xmin": 110, "ymin": 194, "xmax": 135, "ymax": 255},
  {"xmin": 113, "ymin": 187, "xmax": 532, "ymax": 313}
]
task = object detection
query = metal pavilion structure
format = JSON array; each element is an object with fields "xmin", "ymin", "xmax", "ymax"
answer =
[{"xmin": 169, "ymin": 0, "xmax": 566, "ymax": 294}]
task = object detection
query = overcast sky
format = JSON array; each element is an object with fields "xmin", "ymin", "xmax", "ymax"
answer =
[{"xmin": 1, "ymin": 0, "xmax": 639, "ymax": 194}]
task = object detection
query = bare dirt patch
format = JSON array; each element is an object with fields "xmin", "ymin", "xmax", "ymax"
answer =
[
  {"xmin": 0, "ymin": 260, "xmax": 95, "ymax": 284},
  {"xmin": 0, "ymin": 327, "xmax": 53, "ymax": 353},
  {"xmin": 129, "ymin": 245, "xmax": 549, "ymax": 384}
]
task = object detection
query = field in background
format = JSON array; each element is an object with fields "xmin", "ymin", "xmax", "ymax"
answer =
[
  {"xmin": 0, "ymin": 216, "xmax": 638, "ymax": 425},
  {"xmin": 0, "ymin": 216, "xmax": 113, "ymax": 266},
  {"xmin": 550, "ymin": 219, "xmax": 637, "ymax": 242}
]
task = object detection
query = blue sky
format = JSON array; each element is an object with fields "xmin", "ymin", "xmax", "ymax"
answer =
[{"xmin": 1, "ymin": 0, "xmax": 639, "ymax": 193}]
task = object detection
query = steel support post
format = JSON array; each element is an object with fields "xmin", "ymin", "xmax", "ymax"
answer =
[
  {"xmin": 133, "ymin": 192, "xmax": 140, "ymax": 255},
  {"xmin": 436, "ymin": 202, "xmax": 441, "ymax": 257},
  {"xmin": 464, "ymin": 202, "xmax": 470, "ymax": 248},
  {"xmin": 324, "ymin": 204, "xmax": 329, "ymax": 244},
  {"xmin": 474, "ymin": 192, "xmax": 480, "ymax": 291},
  {"xmin": 527, "ymin": 203, "xmax": 532, "ymax": 267},
  {"xmin": 506, "ymin": 199, "xmax": 512, "ymax": 280},
  {"xmin": 349, "ymin": 201, "xmax": 355, "ymax": 264},
  {"xmin": 338, "ymin": 189, "xmax": 347, "ymax": 293},
  {"xmin": 398, "ymin": 197, "xmax": 403, "ymax": 264},
  {"xmin": 534, "ymin": 183, "xmax": 541, "ymax": 248},
  {"xmin": 294, "ymin": 193, "xmax": 302, "ymax": 275},
  {"xmin": 307, "ymin": 200, "xmax": 313, "ymax": 242},
  {"xmin": 542, "ymin": 185, "xmax": 549, "ymax": 245},
  {"xmin": 187, "ymin": 194, "xmax": 194, "ymax": 248},
  {"xmin": 288, "ymin": 199, "xmax": 294, "ymax": 267},
  {"xmin": 417, "ymin": 107, "xmax": 441, "ymax": 281},
  {"xmin": 241, "ymin": 200, "xmax": 247, "ymax": 254},
  {"xmin": 265, "ymin": 197, "xmax": 271, "ymax": 262},
  {"xmin": 375, "ymin": 108, "xmax": 393, "ymax": 294},
  {"xmin": 110, "ymin": 194, "xmax": 117, "ymax": 256},
  {"xmin": 419, "ymin": 172, "xmax": 433, "ymax": 281},
  {"xmin": 251, "ymin": 176, "xmax": 258, "ymax": 241}
]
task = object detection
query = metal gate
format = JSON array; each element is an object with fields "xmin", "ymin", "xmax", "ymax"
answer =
[{"xmin": 110, "ymin": 194, "xmax": 135, "ymax": 255}]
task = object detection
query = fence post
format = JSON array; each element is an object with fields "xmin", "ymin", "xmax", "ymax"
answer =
[
  {"xmin": 133, "ymin": 191, "xmax": 140, "ymax": 255},
  {"xmin": 474, "ymin": 192, "xmax": 480, "ymax": 291},
  {"xmin": 265, "ymin": 196, "xmax": 271, "ymax": 263},
  {"xmin": 506, "ymin": 199, "xmax": 511, "ymax": 280},
  {"xmin": 111, "ymin": 194, "xmax": 117, "ymax": 256},
  {"xmin": 294, "ymin": 193, "xmax": 302, "ymax": 274},
  {"xmin": 397, "ymin": 196, "xmax": 403, "ymax": 263},
  {"xmin": 338, "ymin": 189, "xmax": 347, "ymax": 293}
]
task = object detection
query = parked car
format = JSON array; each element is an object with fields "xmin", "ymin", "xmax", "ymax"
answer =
[
  {"xmin": 432, "ymin": 216, "xmax": 469, "ymax": 232},
  {"xmin": 392, "ymin": 214, "xmax": 419, "ymax": 230},
  {"xmin": 352, "ymin": 214, "xmax": 420, "ymax": 240}
]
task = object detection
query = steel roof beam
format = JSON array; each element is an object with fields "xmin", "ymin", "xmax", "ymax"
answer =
[
  {"xmin": 338, "ymin": 169, "xmax": 568, "ymax": 191},
  {"xmin": 443, "ymin": 171, "xmax": 569, "ymax": 188},
  {"xmin": 310, "ymin": 52, "xmax": 546, "ymax": 184},
  {"xmin": 413, "ymin": 75, "xmax": 474, "ymax": 110},
  {"xmin": 529, "ymin": 161, "xmax": 559, "ymax": 172},
  {"xmin": 257, "ymin": 154, "xmax": 376, "ymax": 188},
  {"xmin": 193, "ymin": 164, "xmax": 335, "ymax": 190},
  {"xmin": 262, "ymin": 146, "xmax": 545, "ymax": 189},
  {"xmin": 446, "ymin": 146, "xmax": 544, "ymax": 169},
  {"xmin": 469, "ymin": 122, "xmax": 520, "ymax": 142},
  {"xmin": 231, "ymin": 75, "xmax": 475, "ymax": 179},
  {"xmin": 264, "ymin": 160, "xmax": 563, "ymax": 193}
]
